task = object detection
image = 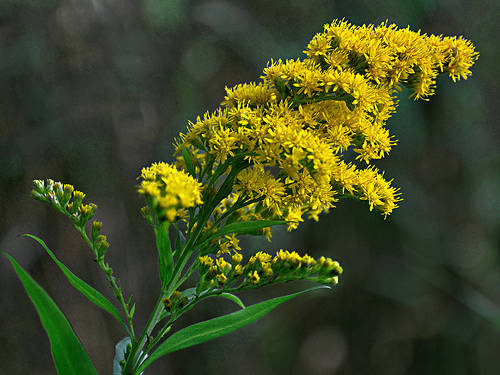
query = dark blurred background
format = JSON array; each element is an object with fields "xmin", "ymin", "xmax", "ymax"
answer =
[{"xmin": 1, "ymin": 0, "xmax": 499, "ymax": 374}]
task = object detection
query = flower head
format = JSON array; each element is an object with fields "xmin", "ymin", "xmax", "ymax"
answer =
[{"xmin": 138, "ymin": 162, "xmax": 203, "ymax": 222}]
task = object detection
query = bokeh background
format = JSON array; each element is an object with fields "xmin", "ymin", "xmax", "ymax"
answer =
[{"xmin": 1, "ymin": 0, "xmax": 499, "ymax": 374}]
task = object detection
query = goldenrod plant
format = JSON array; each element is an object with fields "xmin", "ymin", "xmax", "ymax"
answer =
[{"xmin": 4, "ymin": 19, "xmax": 477, "ymax": 374}]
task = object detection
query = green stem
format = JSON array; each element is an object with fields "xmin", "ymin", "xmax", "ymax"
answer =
[
  {"xmin": 173, "ymin": 264, "xmax": 199, "ymax": 291},
  {"xmin": 122, "ymin": 297, "xmax": 164, "ymax": 375},
  {"xmin": 75, "ymin": 226, "xmax": 136, "ymax": 342}
]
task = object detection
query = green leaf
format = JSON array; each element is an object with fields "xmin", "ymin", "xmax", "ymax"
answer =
[
  {"xmin": 136, "ymin": 286, "xmax": 329, "ymax": 373},
  {"xmin": 179, "ymin": 144, "xmax": 196, "ymax": 177},
  {"xmin": 217, "ymin": 292, "xmax": 246, "ymax": 309},
  {"xmin": 4, "ymin": 253, "xmax": 99, "ymax": 375},
  {"xmin": 174, "ymin": 226, "xmax": 186, "ymax": 253},
  {"xmin": 198, "ymin": 220, "xmax": 287, "ymax": 249},
  {"xmin": 21, "ymin": 234, "xmax": 127, "ymax": 332},
  {"xmin": 155, "ymin": 222, "xmax": 173, "ymax": 291}
]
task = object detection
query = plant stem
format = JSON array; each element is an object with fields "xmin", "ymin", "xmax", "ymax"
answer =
[
  {"xmin": 122, "ymin": 296, "xmax": 164, "ymax": 374},
  {"xmin": 76, "ymin": 226, "xmax": 136, "ymax": 341}
]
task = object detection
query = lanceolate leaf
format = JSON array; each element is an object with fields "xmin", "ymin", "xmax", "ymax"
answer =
[
  {"xmin": 136, "ymin": 286, "xmax": 329, "ymax": 373},
  {"xmin": 22, "ymin": 234, "xmax": 127, "ymax": 332},
  {"xmin": 179, "ymin": 144, "xmax": 196, "ymax": 177},
  {"xmin": 4, "ymin": 253, "xmax": 98, "ymax": 375},
  {"xmin": 198, "ymin": 220, "xmax": 287, "ymax": 249},
  {"xmin": 155, "ymin": 222, "xmax": 173, "ymax": 291},
  {"xmin": 217, "ymin": 293, "xmax": 246, "ymax": 309}
]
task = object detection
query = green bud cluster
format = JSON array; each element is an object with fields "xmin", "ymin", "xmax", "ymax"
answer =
[
  {"xmin": 31, "ymin": 179, "xmax": 97, "ymax": 227},
  {"xmin": 31, "ymin": 179, "xmax": 110, "ymax": 262}
]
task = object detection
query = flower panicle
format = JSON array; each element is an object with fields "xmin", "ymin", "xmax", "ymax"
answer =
[{"xmin": 173, "ymin": 19, "xmax": 477, "ymax": 232}]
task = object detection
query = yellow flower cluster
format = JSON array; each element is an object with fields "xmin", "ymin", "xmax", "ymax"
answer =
[
  {"xmin": 138, "ymin": 162, "xmax": 203, "ymax": 222},
  {"xmin": 198, "ymin": 248, "xmax": 343, "ymax": 291},
  {"xmin": 304, "ymin": 19, "xmax": 479, "ymax": 97},
  {"xmin": 176, "ymin": 20, "xmax": 478, "ymax": 230}
]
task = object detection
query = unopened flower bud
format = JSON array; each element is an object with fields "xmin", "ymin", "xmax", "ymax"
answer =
[
  {"xmin": 179, "ymin": 296, "xmax": 189, "ymax": 308},
  {"xmin": 248, "ymin": 270, "xmax": 260, "ymax": 284},
  {"xmin": 231, "ymin": 252, "xmax": 243, "ymax": 264},
  {"xmin": 31, "ymin": 190, "xmax": 47, "ymax": 202},
  {"xmin": 198, "ymin": 256, "xmax": 213, "ymax": 274},
  {"xmin": 162, "ymin": 296, "xmax": 173, "ymax": 310},
  {"xmin": 45, "ymin": 179, "xmax": 54, "ymax": 192},
  {"xmin": 32, "ymin": 180, "xmax": 45, "ymax": 193},
  {"xmin": 91, "ymin": 221, "xmax": 103, "ymax": 242},
  {"xmin": 140, "ymin": 206, "xmax": 153, "ymax": 225},
  {"xmin": 72, "ymin": 190, "xmax": 86, "ymax": 209},
  {"xmin": 171, "ymin": 290, "xmax": 182, "ymax": 300},
  {"xmin": 233, "ymin": 264, "xmax": 244, "ymax": 276},
  {"xmin": 95, "ymin": 235, "xmax": 109, "ymax": 259},
  {"xmin": 216, "ymin": 258, "xmax": 231, "ymax": 274},
  {"xmin": 61, "ymin": 184, "xmax": 74, "ymax": 207},
  {"xmin": 54, "ymin": 182, "xmax": 64, "ymax": 201},
  {"xmin": 217, "ymin": 273, "xmax": 227, "ymax": 284}
]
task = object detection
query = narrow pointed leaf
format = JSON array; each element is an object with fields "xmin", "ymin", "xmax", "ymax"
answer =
[
  {"xmin": 217, "ymin": 292, "xmax": 246, "ymax": 309},
  {"xmin": 22, "ymin": 234, "xmax": 127, "ymax": 332},
  {"xmin": 174, "ymin": 226, "xmax": 186, "ymax": 253},
  {"xmin": 214, "ymin": 220, "xmax": 287, "ymax": 237},
  {"xmin": 155, "ymin": 222, "xmax": 173, "ymax": 291},
  {"xmin": 137, "ymin": 286, "xmax": 329, "ymax": 373},
  {"xmin": 4, "ymin": 253, "xmax": 98, "ymax": 375},
  {"xmin": 179, "ymin": 144, "xmax": 196, "ymax": 177},
  {"xmin": 198, "ymin": 220, "xmax": 287, "ymax": 249}
]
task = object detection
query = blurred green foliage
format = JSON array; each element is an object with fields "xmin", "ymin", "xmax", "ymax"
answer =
[{"xmin": 1, "ymin": 0, "xmax": 499, "ymax": 374}]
